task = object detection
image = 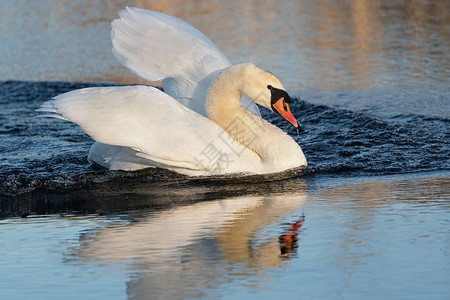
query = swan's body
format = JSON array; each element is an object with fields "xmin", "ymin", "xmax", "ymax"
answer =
[{"xmin": 38, "ymin": 7, "xmax": 307, "ymax": 176}]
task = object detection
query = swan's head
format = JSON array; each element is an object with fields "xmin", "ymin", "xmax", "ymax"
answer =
[{"xmin": 240, "ymin": 63, "xmax": 299, "ymax": 129}]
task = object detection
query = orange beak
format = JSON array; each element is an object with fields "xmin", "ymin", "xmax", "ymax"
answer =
[{"xmin": 272, "ymin": 97, "xmax": 298, "ymax": 128}]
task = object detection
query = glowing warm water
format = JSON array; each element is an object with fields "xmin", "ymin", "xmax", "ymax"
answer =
[
  {"xmin": 2, "ymin": 0, "xmax": 448, "ymax": 92},
  {"xmin": 0, "ymin": 0, "xmax": 449, "ymax": 299}
]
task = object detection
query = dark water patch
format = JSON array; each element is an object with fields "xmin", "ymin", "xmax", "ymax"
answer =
[
  {"xmin": 283, "ymin": 97, "xmax": 449, "ymax": 176},
  {"xmin": 0, "ymin": 168, "xmax": 310, "ymax": 218},
  {"xmin": 1, "ymin": 81, "xmax": 449, "ymax": 208}
]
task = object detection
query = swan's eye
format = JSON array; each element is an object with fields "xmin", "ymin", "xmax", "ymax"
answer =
[{"xmin": 267, "ymin": 85, "xmax": 272, "ymax": 90}]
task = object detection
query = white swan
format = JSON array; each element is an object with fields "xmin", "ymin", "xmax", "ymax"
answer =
[{"xmin": 38, "ymin": 7, "xmax": 307, "ymax": 176}]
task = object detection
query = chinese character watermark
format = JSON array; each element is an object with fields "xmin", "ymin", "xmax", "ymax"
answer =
[
  {"xmin": 194, "ymin": 93, "xmax": 270, "ymax": 173},
  {"xmin": 194, "ymin": 141, "xmax": 233, "ymax": 172}
]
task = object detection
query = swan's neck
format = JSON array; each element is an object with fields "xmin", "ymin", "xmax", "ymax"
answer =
[{"xmin": 205, "ymin": 66, "xmax": 297, "ymax": 165}]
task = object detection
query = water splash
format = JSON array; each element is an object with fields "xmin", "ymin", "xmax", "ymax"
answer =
[{"xmin": 1, "ymin": 81, "xmax": 449, "ymax": 200}]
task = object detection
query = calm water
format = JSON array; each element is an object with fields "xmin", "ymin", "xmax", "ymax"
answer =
[
  {"xmin": 1, "ymin": 0, "xmax": 449, "ymax": 299},
  {"xmin": 1, "ymin": 172, "xmax": 449, "ymax": 299}
]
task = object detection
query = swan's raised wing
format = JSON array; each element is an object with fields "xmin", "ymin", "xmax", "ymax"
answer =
[
  {"xmin": 38, "ymin": 86, "xmax": 261, "ymax": 175},
  {"xmin": 111, "ymin": 7, "xmax": 260, "ymax": 117}
]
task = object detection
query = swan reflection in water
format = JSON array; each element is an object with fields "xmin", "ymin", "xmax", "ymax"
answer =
[{"xmin": 76, "ymin": 180, "xmax": 307, "ymax": 298}]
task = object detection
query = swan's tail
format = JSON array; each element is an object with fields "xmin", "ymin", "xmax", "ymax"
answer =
[{"xmin": 36, "ymin": 101, "xmax": 69, "ymax": 120}]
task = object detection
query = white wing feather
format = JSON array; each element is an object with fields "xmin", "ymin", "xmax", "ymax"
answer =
[
  {"xmin": 111, "ymin": 7, "xmax": 260, "ymax": 117},
  {"xmin": 39, "ymin": 86, "xmax": 262, "ymax": 175},
  {"xmin": 111, "ymin": 7, "xmax": 229, "ymax": 86}
]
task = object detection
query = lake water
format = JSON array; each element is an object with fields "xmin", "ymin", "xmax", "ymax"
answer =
[{"xmin": 1, "ymin": 0, "xmax": 449, "ymax": 299}]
